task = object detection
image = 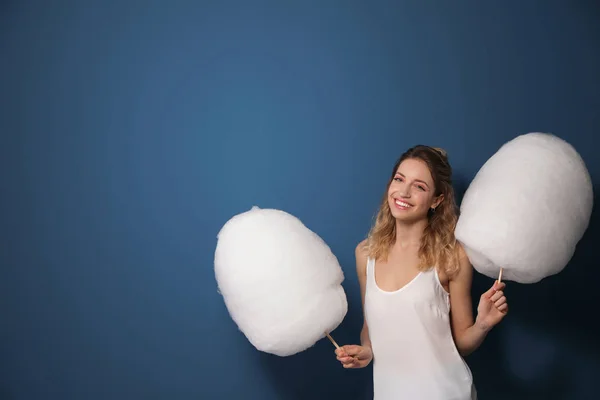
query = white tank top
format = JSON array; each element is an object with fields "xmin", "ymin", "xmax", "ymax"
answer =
[{"xmin": 364, "ymin": 257, "xmax": 477, "ymax": 400}]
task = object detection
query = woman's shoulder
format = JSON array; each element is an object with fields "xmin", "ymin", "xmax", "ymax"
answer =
[
  {"xmin": 455, "ymin": 241, "xmax": 471, "ymax": 265},
  {"xmin": 447, "ymin": 240, "xmax": 473, "ymax": 281},
  {"xmin": 355, "ymin": 239, "xmax": 370, "ymax": 274},
  {"xmin": 454, "ymin": 240, "xmax": 466, "ymax": 257},
  {"xmin": 355, "ymin": 238, "xmax": 370, "ymax": 258}
]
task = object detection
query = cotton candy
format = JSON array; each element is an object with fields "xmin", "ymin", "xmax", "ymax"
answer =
[
  {"xmin": 455, "ymin": 132, "xmax": 593, "ymax": 283},
  {"xmin": 214, "ymin": 206, "xmax": 348, "ymax": 356}
]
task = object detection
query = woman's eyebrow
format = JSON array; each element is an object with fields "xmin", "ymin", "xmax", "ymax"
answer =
[{"xmin": 396, "ymin": 172, "xmax": 429, "ymax": 187}]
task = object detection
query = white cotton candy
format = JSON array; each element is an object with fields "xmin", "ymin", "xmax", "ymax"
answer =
[
  {"xmin": 214, "ymin": 206, "xmax": 348, "ymax": 356},
  {"xmin": 455, "ymin": 132, "xmax": 593, "ymax": 283}
]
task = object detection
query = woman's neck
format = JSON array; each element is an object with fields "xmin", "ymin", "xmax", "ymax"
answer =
[{"xmin": 393, "ymin": 218, "xmax": 428, "ymax": 249}]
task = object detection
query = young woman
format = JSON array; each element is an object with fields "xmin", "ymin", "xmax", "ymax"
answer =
[{"xmin": 335, "ymin": 145, "xmax": 508, "ymax": 399}]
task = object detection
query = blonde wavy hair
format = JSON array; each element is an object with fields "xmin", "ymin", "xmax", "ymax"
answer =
[{"xmin": 364, "ymin": 145, "xmax": 461, "ymax": 277}]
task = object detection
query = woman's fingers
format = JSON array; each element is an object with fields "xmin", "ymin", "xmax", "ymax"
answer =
[
  {"xmin": 342, "ymin": 345, "xmax": 362, "ymax": 357},
  {"xmin": 336, "ymin": 345, "xmax": 370, "ymax": 369},
  {"xmin": 337, "ymin": 354, "xmax": 360, "ymax": 368},
  {"xmin": 490, "ymin": 290, "xmax": 504, "ymax": 302},
  {"xmin": 343, "ymin": 359, "xmax": 361, "ymax": 368},
  {"xmin": 336, "ymin": 350, "xmax": 357, "ymax": 364},
  {"xmin": 337, "ymin": 355, "xmax": 354, "ymax": 364},
  {"xmin": 494, "ymin": 295, "xmax": 506, "ymax": 307}
]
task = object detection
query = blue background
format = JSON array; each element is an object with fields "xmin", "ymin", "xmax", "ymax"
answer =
[{"xmin": 1, "ymin": 1, "xmax": 599, "ymax": 399}]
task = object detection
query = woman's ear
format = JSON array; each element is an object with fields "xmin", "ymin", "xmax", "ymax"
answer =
[{"xmin": 432, "ymin": 194, "xmax": 444, "ymax": 209}]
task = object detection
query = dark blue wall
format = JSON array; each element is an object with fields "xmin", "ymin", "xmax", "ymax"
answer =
[{"xmin": 2, "ymin": 1, "xmax": 598, "ymax": 399}]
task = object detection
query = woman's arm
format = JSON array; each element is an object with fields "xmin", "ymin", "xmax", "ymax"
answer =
[
  {"xmin": 355, "ymin": 241, "xmax": 372, "ymax": 350},
  {"xmin": 448, "ymin": 245, "xmax": 505, "ymax": 356},
  {"xmin": 335, "ymin": 240, "xmax": 373, "ymax": 368}
]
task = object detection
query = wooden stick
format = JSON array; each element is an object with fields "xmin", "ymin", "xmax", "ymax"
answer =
[
  {"xmin": 498, "ymin": 267, "xmax": 503, "ymax": 284},
  {"xmin": 327, "ymin": 331, "xmax": 358, "ymax": 361},
  {"xmin": 325, "ymin": 332, "xmax": 340, "ymax": 350}
]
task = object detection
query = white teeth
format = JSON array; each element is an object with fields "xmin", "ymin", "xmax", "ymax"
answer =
[{"xmin": 395, "ymin": 200, "xmax": 411, "ymax": 208}]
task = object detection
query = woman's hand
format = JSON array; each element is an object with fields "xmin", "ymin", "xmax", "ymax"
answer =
[
  {"xmin": 335, "ymin": 345, "xmax": 373, "ymax": 369},
  {"xmin": 475, "ymin": 280, "xmax": 508, "ymax": 331}
]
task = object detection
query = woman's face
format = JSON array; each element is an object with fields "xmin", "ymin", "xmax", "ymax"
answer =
[{"xmin": 387, "ymin": 158, "xmax": 443, "ymax": 223}]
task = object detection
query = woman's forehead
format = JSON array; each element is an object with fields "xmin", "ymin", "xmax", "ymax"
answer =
[{"xmin": 396, "ymin": 159, "xmax": 433, "ymax": 182}]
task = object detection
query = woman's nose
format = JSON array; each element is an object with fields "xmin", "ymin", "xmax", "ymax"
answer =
[{"xmin": 398, "ymin": 187, "xmax": 410, "ymax": 197}]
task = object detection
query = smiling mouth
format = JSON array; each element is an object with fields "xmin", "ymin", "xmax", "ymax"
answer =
[{"xmin": 394, "ymin": 199, "xmax": 412, "ymax": 208}]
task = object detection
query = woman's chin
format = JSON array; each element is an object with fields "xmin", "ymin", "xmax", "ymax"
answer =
[
  {"xmin": 389, "ymin": 207, "xmax": 412, "ymax": 219},
  {"xmin": 389, "ymin": 207, "xmax": 427, "ymax": 223}
]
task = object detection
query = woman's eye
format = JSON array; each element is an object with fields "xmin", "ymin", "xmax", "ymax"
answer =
[{"xmin": 417, "ymin": 185, "xmax": 425, "ymax": 191}]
